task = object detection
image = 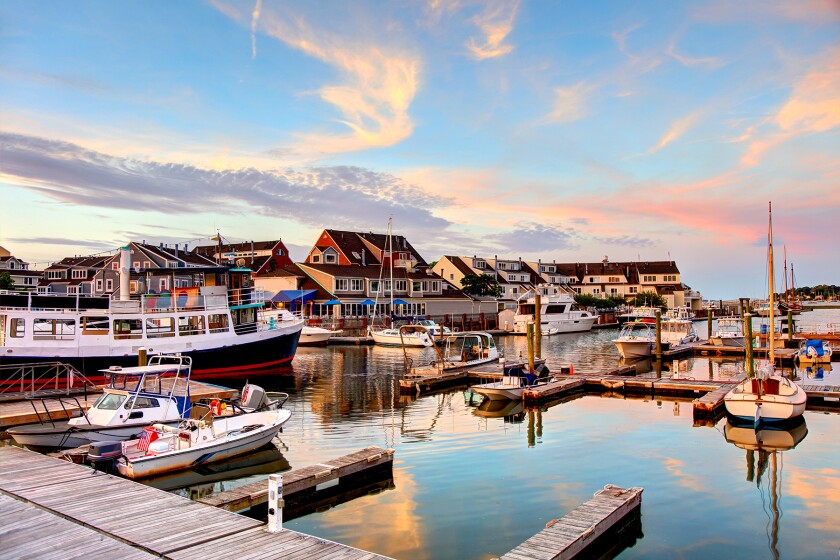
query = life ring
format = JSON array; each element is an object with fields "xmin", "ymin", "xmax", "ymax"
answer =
[{"xmin": 210, "ymin": 399, "xmax": 222, "ymax": 416}]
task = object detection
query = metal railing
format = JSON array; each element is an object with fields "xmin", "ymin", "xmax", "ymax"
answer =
[{"xmin": 0, "ymin": 361, "xmax": 97, "ymax": 398}]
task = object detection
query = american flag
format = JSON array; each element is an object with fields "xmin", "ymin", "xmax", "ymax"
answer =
[{"xmin": 137, "ymin": 427, "xmax": 158, "ymax": 452}]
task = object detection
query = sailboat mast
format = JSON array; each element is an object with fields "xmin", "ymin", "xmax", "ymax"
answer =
[
  {"xmin": 783, "ymin": 246, "xmax": 789, "ymax": 304},
  {"xmin": 768, "ymin": 202, "xmax": 775, "ymax": 364},
  {"xmin": 388, "ymin": 218, "xmax": 394, "ymax": 311}
]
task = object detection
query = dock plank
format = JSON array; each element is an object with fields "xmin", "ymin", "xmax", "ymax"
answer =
[{"xmin": 500, "ymin": 485, "xmax": 642, "ymax": 560}]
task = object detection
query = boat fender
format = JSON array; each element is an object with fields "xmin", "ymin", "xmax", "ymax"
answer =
[{"xmin": 210, "ymin": 399, "xmax": 222, "ymax": 416}]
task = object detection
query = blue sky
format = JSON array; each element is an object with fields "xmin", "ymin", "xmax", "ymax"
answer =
[{"xmin": 1, "ymin": 0, "xmax": 838, "ymax": 298}]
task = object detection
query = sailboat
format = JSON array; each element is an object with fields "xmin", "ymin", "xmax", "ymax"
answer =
[
  {"xmin": 724, "ymin": 203, "xmax": 806, "ymax": 426},
  {"xmin": 368, "ymin": 219, "xmax": 433, "ymax": 348}
]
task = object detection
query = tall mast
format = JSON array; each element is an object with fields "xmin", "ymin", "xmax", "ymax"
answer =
[
  {"xmin": 783, "ymin": 246, "xmax": 789, "ymax": 304},
  {"xmin": 388, "ymin": 218, "xmax": 394, "ymax": 309},
  {"xmin": 768, "ymin": 202, "xmax": 775, "ymax": 365}
]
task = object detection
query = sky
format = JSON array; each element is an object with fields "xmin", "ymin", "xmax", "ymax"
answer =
[{"xmin": 1, "ymin": 1, "xmax": 838, "ymax": 299}]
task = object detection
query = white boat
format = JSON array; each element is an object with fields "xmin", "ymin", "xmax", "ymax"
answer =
[
  {"xmin": 612, "ymin": 322, "xmax": 655, "ymax": 359},
  {"xmin": 414, "ymin": 319, "xmax": 451, "ymax": 342},
  {"xmin": 617, "ymin": 306, "xmax": 658, "ymax": 324},
  {"xmin": 407, "ymin": 332, "xmax": 499, "ymax": 377},
  {"xmin": 710, "ymin": 318, "xmax": 746, "ymax": 348},
  {"xmin": 794, "ymin": 339, "xmax": 832, "ymax": 364},
  {"xmin": 114, "ymin": 385, "xmax": 292, "ymax": 479},
  {"xmin": 299, "ymin": 325, "xmax": 342, "ymax": 346},
  {"xmin": 0, "ymin": 246, "xmax": 304, "ymax": 380},
  {"xmin": 513, "ymin": 286, "xmax": 597, "ymax": 334},
  {"xmin": 6, "ymin": 355, "xmax": 193, "ymax": 450},
  {"xmin": 471, "ymin": 366, "xmax": 551, "ymax": 401},
  {"xmin": 370, "ymin": 324, "xmax": 433, "ymax": 347},
  {"xmin": 660, "ymin": 318, "xmax": 699, "ymax": 345},
  {"xmin": 724, "ymin": 202, "xmax": 806, "ymax": 426}
]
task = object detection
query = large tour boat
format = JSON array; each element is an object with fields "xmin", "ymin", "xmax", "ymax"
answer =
[{"xmin": 0, "ymin": 247, "xmax": 303, "ymax": 381}]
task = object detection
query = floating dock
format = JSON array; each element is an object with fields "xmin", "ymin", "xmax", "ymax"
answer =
[
  {"xmin": 199, "ymin": 446, "xmax": 394, "ymax": 512},
  {"xmin": 499, "ymin": 485, "xmax": 643, "ymax": 560},
  {"xmin": 0, "ymin": 380, "xmax": 237, "ymax": 428},
  {"xmin": 0, "ymin": 446, "xmax": 392, "ymax": 559}
]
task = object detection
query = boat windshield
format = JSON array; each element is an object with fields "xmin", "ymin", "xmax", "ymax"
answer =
[{"xmin": 94, "ymin": 393, "xmax": 127, "ymax": 410}]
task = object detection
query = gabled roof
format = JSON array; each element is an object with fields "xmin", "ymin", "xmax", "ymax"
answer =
[
  {"xmin": 320, "ymin": 230, "xmax": 379, "ymax": 265},
  {"xmin": 444, "ymin": 256, "xmax": 480, "ymax": 277},
  {"xmin": 299, "ymin": 263, "xmax": 437, "ymax": 280}
]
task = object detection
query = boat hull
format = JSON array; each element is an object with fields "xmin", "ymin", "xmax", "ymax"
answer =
[
  {"xmin": 370, "ymin": 331, "xmax": 432, "ymax": 347},
  {"xmin": 710, "ymin": 336, "xmax": 745, "ymax": 348},
  {"xmin": 724, "ymin": 377, "xmax": 807, "ymax": 424},
  {"xmin": 471, "ymin": 383, "xmax": 524, "ymax": 401},
  {"xmin": 6, "ymin": 420, "xmax": 181, "ymax": 451},
  {"xmin": 613, "ymin": 339, "xmax": 653, "ymax": 359}
]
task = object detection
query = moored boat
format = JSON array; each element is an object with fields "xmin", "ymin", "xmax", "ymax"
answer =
[
  {"xmin": 794, "ymin": 339, "xmax": 832, "ymax": 364},
  {"xmin": 612, "ymin": 321, "xmax": 655, "ymax": 359},
  {"xmin": 710, "ymin": 318, "xmax": 746, "ymax": 348},
  {"xmin": 407, "ymin": 331, "xmax": 500, "ymax": 377},
  {"xmin": 513, "ymin": 286, "xmax": 597, "ymax": 334}
]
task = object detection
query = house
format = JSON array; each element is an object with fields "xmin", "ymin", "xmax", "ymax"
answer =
[
  {"xmin": 38, "ymin": 256, "xmax": 109, "ymax": 295},
  {"xmin": 292, "ymin": 229, "xmax": 496, "ymax": 318},
  {"xmin": 0, "ymin": 246, "xmax": 41, "ymax": 291},
  {"xmin": 193, "ymin": 239, "xmax": 294, "ymax": 274}
]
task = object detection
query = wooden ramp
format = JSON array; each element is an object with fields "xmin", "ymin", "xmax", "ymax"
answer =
[
  {"xmin": 0, "ymin": 380, "xmax": 237, "ymax": 428},
  {"xmin": 0, "ymin": 446, "xmax": 392, "ymax": 560},
  {"xmin": 199, "ymin": 446, "xmax": 394, "ymax": 512},
  {"xmin": 499, "ymin": 485, "xmax": 643, "ymax": 560}
]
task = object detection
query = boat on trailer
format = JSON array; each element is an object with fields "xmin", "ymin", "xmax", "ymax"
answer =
[
  {"xmin": 6, "ymin": 354, "xmax": 193, "ymax": 451},
  {"xmin": 0, "ymin": 247, "xmax": 303, "ymax": 381}
]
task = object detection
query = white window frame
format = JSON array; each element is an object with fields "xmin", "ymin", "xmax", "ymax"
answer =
[
  {"xmin": 96, "ymin": 279, "xmax": 103, "ymax": 291},
  {"xmin": 350, "ymin": 279, "xmax": 364, "ymax": 291},
  {"xmin": 105, "ymin": 279, "xmax": 113, "ymax": 292},
  {"xmin": 336, "ymin": 279, "xmax": 349, "ymax": 291}
]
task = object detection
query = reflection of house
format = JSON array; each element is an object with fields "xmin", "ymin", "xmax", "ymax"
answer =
[
  {"xmin": 0, "ymin": 246, "xmax": 40, "ymax": 291},
  {"xmin": 292, "ymin": 229, "xmax": 496, "ymax": 317},
  {"xmin": 436, "ymin": 255, "xmax": 701, "ymax": 310},
  {"xmin": 39, "ymin": 256, "xmax": 108, "ymax": 295}
]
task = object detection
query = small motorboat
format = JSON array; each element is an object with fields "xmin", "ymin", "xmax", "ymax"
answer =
[
  {"xmin": 370, "ymin": 324, "xmax": 433, "ymax": 347},
  {"xmin": 710, "ymin": 318, "xmax": 746, "ymax": 348},
  {"xmin": 612, "ymin": 322, "xmax": 655, "ymax": 359},
  {"xmin": 109, "ymin": 384, "xmax": 292, "ymax": 479},
  {"xmin": 407, "ymin": 332, "xmax": 500, "ymax": 377},
  {"xmin": 794, "ymin": 339, "xmax": 832, "ymax": 364},
  {"xmin": 471, "ymin": 365, "xmax": 551, "ymax": 401},
  {"xmin": 299, "ymin": 325, "xmax": 342, "ymax": 346},
  {"xmin": 6, "ymin": 354, "xmax": 193, "ymax": 451}
]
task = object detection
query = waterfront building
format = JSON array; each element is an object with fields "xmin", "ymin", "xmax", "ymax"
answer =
[
  {"xmin": 0, "ymin": 246, "xmax": 41, "ymax": 291},
  {"xmin": 39, "ymin": 255, "xmax": 109, "ymax": 296}
]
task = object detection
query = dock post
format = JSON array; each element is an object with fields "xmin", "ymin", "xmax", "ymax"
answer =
[
  {"xmin": 535, "ymin": 292, "xmax": 542, "ymax": 359},
  {"xmin": 744, "ymin": 313, "xmax": 754, "ymax": 378},
  {"xmin": 527, "ymin": 322, "xmax": 535, "ymax": 373},
  {"xmin": 138, "ymin": 347, "xmax": 147, "ymax": 367},
  {"xmin": 267, "ymin": 474, "xmax": 284, "ymax": 533},
  {"xmin": 707, "ymin": 309, "xmax": 713, "ymax": 341},
  {"xmin": 654, "ymin": 309, "xmax": 662, "ymax": 360},
  {"xmin": 787, "ymin": 310, "xmax": 793, "ymax": 341}
]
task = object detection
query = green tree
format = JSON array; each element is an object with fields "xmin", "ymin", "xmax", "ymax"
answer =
[
  {"xmin": 629, "ymin": 291, "xmax": 666, "ymax": 308},
  {"xmin": 460, "ymin": 273, "xmax": 502, "ymax": 298},
  {"xmin": 0, "ymin": 271, "xmax": 14, "ymax": 290},
  {"xmin": 574, "ymin": 294, "xmax": 626, "ymax": 309}
]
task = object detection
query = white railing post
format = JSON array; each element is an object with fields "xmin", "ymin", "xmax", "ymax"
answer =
[{"xmin": 267, "ymin": 474, "xmax": 284, "ymax": 532}]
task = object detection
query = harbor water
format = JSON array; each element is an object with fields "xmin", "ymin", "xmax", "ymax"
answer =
[{"xmin": 165, "ymin": 308, "xmax": 840, "ymax": 559}]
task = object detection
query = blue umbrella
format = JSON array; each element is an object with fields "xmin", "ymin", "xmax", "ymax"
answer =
[
  {"xmin": 392, "ymin": 299, "xmax": 409, "ymax": 305},
  {"xmin": 322, "ymin": 299, "xmax": 342, "ymax": 305},
  {"xmin": 359, "ymin": 299, "xmax": 376, "ymax": 305}
]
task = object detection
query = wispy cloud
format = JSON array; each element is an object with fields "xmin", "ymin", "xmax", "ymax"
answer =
[
  {"xmin": 647, "ymin": 111, "xmax": 703, "ymax": 154},
  {"xmin": 259, "ymin": 10, "xmax": 420, "ymax": 155},
  {"xmin": 666, "ymin": 39, "xmax": 727, "ymax": 70},
  {"xmin": 465, "ymin": 0, "xmax": 520, "ymax": 60},
  {"xmin": 544, "ymin": 82, "xmax": 594, "ymax": 124},
  {"xmin": 250, "ymin": 0, "xmax": 262, "ymax": 59},
  {"xmin": 0, "ymin": 132, "xmax": 451, "ymax": 233},
  {"xmin": 485, "ymin": 221, "xmax": 579, "ymax": 253},
  {"xmin": 692, "ymin": 0, "xmax": 840, "ymax": 25}
]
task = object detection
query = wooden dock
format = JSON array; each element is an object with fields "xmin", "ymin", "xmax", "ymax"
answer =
[
  {"xmin": 199, "ymin": 446, "xmax": 394, "ymax": 512},
  {"xmin": 523, "ymin": 378, "xmax": 586, "ymax": 403},
  {"xmin": 0, "ymin": 446, "xmax": 392, "ymax": 559},
  {"xmin": 0, "ymin": 380, "xmax": 238, "ymax": 428},
  {"xmin": 499, "ymin": 485, "xmax": 643, "ymax": 560}
]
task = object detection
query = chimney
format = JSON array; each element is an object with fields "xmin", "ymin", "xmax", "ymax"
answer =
[
  {"xmin": 251, "ymin": 240, "xmax": 255, "ymax": 264},
  {"xmin": 362, "ymin": 249, "xmax": 366, "ymax": 266},
  {"xmin": 119, "ymin": 246, "xmax": 130, "ymax": 301}
]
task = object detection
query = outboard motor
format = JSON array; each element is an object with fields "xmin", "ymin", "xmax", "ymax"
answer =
[
  {"xmin": 241, "ymin": 383, "xmax": 272, "ymax": 411},
  {"xmin": 87, "ymin": 441, "xmax": 123, "ymax": 473}
]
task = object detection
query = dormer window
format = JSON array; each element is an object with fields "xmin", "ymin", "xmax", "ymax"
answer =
[
  {"xmin": 325, "ymin": 253, "xmax": 337, "ymax": 264},
  {"xmin": 312, "ymin": 255, "xmax": 321, "ymax": 263},
  {"xmin": 72, "ymin": 270, "xmax": 87, "ymax": 279}
]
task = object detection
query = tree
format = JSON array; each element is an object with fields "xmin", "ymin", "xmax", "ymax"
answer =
[
  {"xmin": 629, "ymin": 291, "xmax": 666, "ymax": 308},
  {"xmin": 574, "ymin": 294, "xmax": 626, "ymax": 309},
  {"xmin": 460, "ymin": 273, "xmax": 502, "ymax": 298},
  {"xmin": 0, "ymin": 272, "xmax": 14, "ymax": 290}
]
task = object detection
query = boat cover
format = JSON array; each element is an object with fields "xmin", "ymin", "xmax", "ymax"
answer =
[{"xmin": 804, "ymin": 339, "xmax": 825, "ymax": 356}]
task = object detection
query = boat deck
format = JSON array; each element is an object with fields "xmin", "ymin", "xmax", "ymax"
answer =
[{"xmin": 0, "ymin": 446, "xmax": 392, "ymax": 559}]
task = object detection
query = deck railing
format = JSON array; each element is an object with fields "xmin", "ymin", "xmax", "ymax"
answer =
[{"xmin": 0, "ymin": 361, "xmax": 96, "ymax": 397}]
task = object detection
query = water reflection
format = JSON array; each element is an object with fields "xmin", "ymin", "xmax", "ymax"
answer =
[{"xmin": 723, "ymin": 417, "xmax": 808, "ymax": 560}]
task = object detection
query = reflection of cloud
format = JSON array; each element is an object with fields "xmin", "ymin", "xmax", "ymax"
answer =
[
  {"xmin": 466, "ymin": 0, "xmax": 520, "ymax": 60},
  {"xmin": 787, "ymin": 467, "xmax": 840, "ymax": 541},
  {"xmin": 661, "ymin": 456, "xmax": 706, "ymax": 493},
  {"xmin": 0, "ymin": 132, "xmax": 451, "ymax": 232}
]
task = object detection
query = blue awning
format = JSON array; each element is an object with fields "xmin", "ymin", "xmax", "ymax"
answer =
[
  {"xmin": 322, "ymin": 299, "xmax": 342, "ymax": 305},
  {"xmin": 392, "ymin": 299, "xmax": 409, "ymax": 305},
  {"xmin": 359, "ymin": 299, "xmax": 376, "ymax": 305},
  {"xmin": 271, "ymin": 289, "xmax": 317, "ymax": 303}
]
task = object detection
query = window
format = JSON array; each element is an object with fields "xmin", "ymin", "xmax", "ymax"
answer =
[
  {"xmin": 133, "ymin": 261, "xmax": 140, "ymax": 268},
  {"xmin": 498, "ymin": 263, "xmax": 507, "ymax": 270},
  {"xmin": 370, "ymin": 280, "xmax": 380, "ymax": 293},
  {"xmin": 23, "ymin": 277, "xmax": 34, "ymax": 285},
  {"xmin": 178, "ymin": 315, "xmax": 206, "ymax": 336},
  {"xmin": 105, "ymin": 279, "xmax": 113, "ymax": 292},
  {"xmin": 111, "ymin": 262, "xmax": 119, "ymax": 270},
  {"xmin": 412, "ymin": 280, "xmax": 422, "ymax": 292},
  {"xmin": 275, "ymin": 249, "xmax": 285, "ymax": 256},
  {"xmin": 450, "ymin": 273, "xmax": 454, "ymax": 280},
  {"xmin": 520, "ymin": 275, "xmax": 527, "ymax": 282},
  {"xmin": 545, "ymin": 304, "xmax": 567, "ymax": 314},
  {"xmin": 130, "ymin": 281, "xmax": 138, "ymax": 293},
  {"xmin": 72, "ymin": 269, "xmax": 87, "ymax": 279},
  {"xmin": 113, "ymin": 319, "xmax": 142, "ymax": 339},
  {"xmin": 475, "ymin": 261, "xmax": 486, "ymax": 269},
  {"xmin": 351, "ymin": 279, "xmax": 363, "ymax": 291},
  {"xmin": 431, "ymin": 281, "xmax": 440, "ymax": 292},
  {"xmin": 34, "ymin": 318, "xmax": 76, "ymax": 340},
  {"xmin": 159, "ymin": 278, "xmax": 169, "ymax": 291},
  {"xmin": 593, "ymin": 288, "xmax": 601, "ymax": 294},
  {"xmin": 325, "ymin": 253, "xmax": 337, "ymax": 264},
  {"xmin": 395, "ymin": 280, "xmax": 407, "ymax": 291},
  {"xmin": 96, "ymin": 279, "xmax": 103, "ymax": 291},
  {"xmin": 336, "ymin": 279, "xmax": 349, "ymax": 291},
  {"xmin": 146, "ymin": 317, "xmax": 175, "ymax": 338},
  {"xmin": 663, "ymin": 275, "xmax": 677, "ymax": 282},
  {"xmin": 510, "ymin": 287, "xmax": 518, "ymax": 295},
  {"xmin": 629, "ymin": 286, "xmax": 638, "ymax": 294},
  {"xmin": 208, "ymin": 314, "xmax": 229, "ymax": 333},
  {"xmin": 126, "ymin": 396, "xmax": 159, "ymax": 409},
  {"xmin": 10, "ymin": 318, "xmax": 25, "ymax": 337},
  {"xmin": 643, "ymin": 275, "xmax": 656, "ymax": 282},
  {"xmin": 312, "ymin": 255, "xmax": 321, "ymax": 263},
  {"xmin": 81, "ymin": 316, "xmax": 109, "ymax": 334},
  {"xmin": 47, "ymin": 271, "xmax": 63, "ymax": 279},
  {"xmin": 608, "ymin": 277, "xmax": 621, "ymax": 283},
  {"xmin": 68, "ymin": 286, "xmax": 78, "ymax": 294},
  {"xmin": 143, "ymin": 261, "xmax": 151, "ymax": 268},
  {"xmin": 167, "ymin": 262, "xmax": 178, "ymax": 268},
  {"xmin": 94, "ymin": 393, "xmax": 126, "ymax": 410},
  {"xmin": 610, "ymin": 288, "xmax": 618, "ymax": 295}
]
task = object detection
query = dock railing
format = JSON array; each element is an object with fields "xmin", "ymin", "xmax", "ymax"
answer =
[{"xmin": 0, "ymin": 361, "xmax": 96, "ymax": 398}]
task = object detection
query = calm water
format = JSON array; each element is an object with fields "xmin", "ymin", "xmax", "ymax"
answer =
[{"xmin": 165, "ymin": 308, "xmax": 840, "ymax": 559}]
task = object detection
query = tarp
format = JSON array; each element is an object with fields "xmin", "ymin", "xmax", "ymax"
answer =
[
  {"xmin": 359, "ymin": 299, "xmax": 376, "ymax": 305},
  {"xmin": 392, "ymin": 299, "xmax": 409, "ymax": 305},
  {"xmin": 805, "ymin": 339, "xmax": 825, "ymax": 356},
  {"xmin": 271, "ymin": 289, "xmax": 317, "ymax": 303}
]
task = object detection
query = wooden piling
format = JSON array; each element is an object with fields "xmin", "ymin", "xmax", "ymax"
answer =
[
  {"xmin": 787, "ymin": 310, "xmax": 794, "ymax": 341},
  {"xmin": 707, "ymin": 309, "xmax": 713, "ymax": 341},
  {"xmin": 527, "ymin": 322, "xmax": 535, "ymax": 374},
  {"xmin": 535, "ymin": 293, "xmax": 542, "ymax": 359},
  {"xmin": 745, "ymin": 313, "xmax": 754, "ymax": 378},
  {"xmin": 138, "ymin": 347, "xmax": 147, "ymax": 367},
  {"xmin": 654, "ymin": 309, "xmax": 662, "ymax": 361}
]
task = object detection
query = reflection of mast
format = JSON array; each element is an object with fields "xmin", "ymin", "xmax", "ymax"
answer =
[{"xmin": 769, "ymin": 452, "xmax": 780, "ymax": 560}]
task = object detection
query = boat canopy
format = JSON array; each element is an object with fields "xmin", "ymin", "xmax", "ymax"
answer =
[
  {"xmin": 804, "ymin": 339, "xmax": 825, "ymax": 357},
  {"xmin": 271, "ymin": 289, "xmax": 317, "ymax": 303}
]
